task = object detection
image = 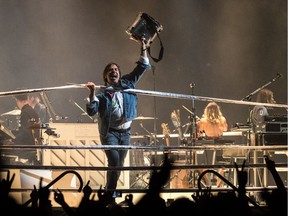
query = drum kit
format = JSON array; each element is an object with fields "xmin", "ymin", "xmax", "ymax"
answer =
[
  {"xmin": 1, "ymin": 108, "xmax": 21, "ymax": 116},
  {"xmin": 0, "ymin": 108, "xmax": 21, "ymax": 132},
  {"xmin": 130, "ymin": 113, "xmax": 212, "ymax": 189}
]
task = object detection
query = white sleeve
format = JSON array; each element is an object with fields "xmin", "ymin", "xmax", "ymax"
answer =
[
  {"xmin": 138, "ymin": 56, "xmax": 150, "ymax": 65},
  {"xmin": 90, "ymin": 95, "xmax": 99, "ymax": 103}
]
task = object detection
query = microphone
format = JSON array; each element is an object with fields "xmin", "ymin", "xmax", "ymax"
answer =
[
  {"xmin": 44, "ymin": 128, "xmax": 60, "ymax": 138},
  {"xmin": 51, "ymin": 133, "xmax": 60, "ymax": 138},
  {"xmin": 272, "ymin": 72, "xmax": 283, "ymax": 82},
  {"xmin": 190, "ymin": 82, "xmax": 195, "ymax": 88},
  {"xmin": 277, "ymin": 72, "xmax": 283, "ymax": 78}
]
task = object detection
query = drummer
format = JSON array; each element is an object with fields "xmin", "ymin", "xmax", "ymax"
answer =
[
  {"xmin": 4, "ymin": 94, "xmax": 41, "ymax": 165},
  {"xmin": 28, "ymin": 93, "xmax": 48, "ymax": 124}
]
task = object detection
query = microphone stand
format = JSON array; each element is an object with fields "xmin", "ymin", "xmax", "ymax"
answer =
[
  {"xmin": 242, "ymin": 73, "xmax": 282, "ymax": 102},
  {"xmin": 151, "ymin": 65, "xmax": 158, "ymax": 147},
  {"xmin": 188, "ymin": 82, "xmax": 197, "ymax": 187},
  {"xmin": 241, "ymin": 72, "xmax": 282, "ymax": 129},
  {"xmin": 151, "ymin": 65, "xmax": 161, "ymax": 166},
  {"xmin": 190, "ymin": 83, "xmax": 197, "ymax": 146},
  {"xmin": 241, "ymin": 72, "xmax": 282, "ymax": 188}
]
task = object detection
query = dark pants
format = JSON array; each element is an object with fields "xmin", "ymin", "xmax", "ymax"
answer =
[{"xmin": 101, "ymin": 130, "xmax": 130, "ymax": 192}]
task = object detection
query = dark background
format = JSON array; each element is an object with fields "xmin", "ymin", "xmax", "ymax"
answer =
[{"xmin": 0, "ymin": 0, "xmax": 287, "ymax": 141}]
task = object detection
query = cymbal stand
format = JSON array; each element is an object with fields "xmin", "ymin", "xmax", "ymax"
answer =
[
  {"xmin": 40, "ymin": 91, "xmax": 67, "ymax": 122},
  {"xmin": 139, "ymin": 123, "xmax": 158, "ymax": 146},
  {"xmin": 69, "ymin": 97, "xmax": 95, "ymax": 122},
  {"xmin": 139, "ymin": 122, "xmax": 161, "ymax": 170},
  {"xmin": 40, "ymin": 91, "xmax": 56, "ymax": 122},
  {"xmin": 130, "ymin": 122, "xmax": 157, "ymax": 189},
  {"xmin": 129, "ymin": 140, "xmax": 150, "ymax": 189}
]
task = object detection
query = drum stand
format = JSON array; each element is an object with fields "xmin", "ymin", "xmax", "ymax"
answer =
[
  {"xmin": 130, "ymin": 170, "xmax": 150, "ymax": 188},
  {"xmin": 129, "ymin": 138, "xmax": 152, "ymax": 189},
  {"xmin": 184, "ymin": 83, "xmax": 199, "ymax": 188}
]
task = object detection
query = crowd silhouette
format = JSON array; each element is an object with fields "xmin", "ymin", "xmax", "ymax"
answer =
[{"xmin": 0, "ymin": 154, "xmax": 287, "ymax": 216}]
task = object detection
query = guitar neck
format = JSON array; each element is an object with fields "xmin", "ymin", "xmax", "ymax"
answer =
[
  {"xmin": 165, "ymin": 135, "xmax": 170, "ymax": 146},
  {"xmin": 161, "ymin": 123, "xmax": 171, "ymax": 147}
]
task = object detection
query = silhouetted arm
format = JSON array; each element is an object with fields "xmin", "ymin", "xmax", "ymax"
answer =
[
  {"xmin": 54, "ymin": 189, "xmax": 76, "ymax": 216},
  {"xmin": 264, "ymin": 155, "xmax": 285, "ymax": 191}
]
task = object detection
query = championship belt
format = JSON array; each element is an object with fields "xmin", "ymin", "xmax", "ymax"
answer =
[{"xmin": 126, "ymin": 12, "xmax": 163, "ymax": 47}]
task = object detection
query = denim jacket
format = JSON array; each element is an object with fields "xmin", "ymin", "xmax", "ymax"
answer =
[{"xmin": 86, "ymin": 61, "xmax": 151, "ymax": 138}]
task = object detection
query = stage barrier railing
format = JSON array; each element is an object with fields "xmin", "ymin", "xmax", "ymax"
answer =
[
  {"xmin": 1, "ymin": 144, "xmax": 287, "ymax": 189},
  {"xmin": 1, "ymin": 143, "xmax": 287, "ymax": 207}
]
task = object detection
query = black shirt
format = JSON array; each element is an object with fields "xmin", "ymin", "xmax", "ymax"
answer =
[{"xmin": 13, "ymin": 104, "xmax": 40, "ymax": 162}]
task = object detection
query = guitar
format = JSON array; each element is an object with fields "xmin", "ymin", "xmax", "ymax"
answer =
[
  {"xmin": 171, "ymin": 110, "xmax": 184, "ymax": 144},
  {"xmin": 161, "ymin": 123, "xmax": 171, "ymax": 147}
]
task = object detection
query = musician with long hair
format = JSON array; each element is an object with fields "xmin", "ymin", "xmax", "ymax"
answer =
[
  {"xmin": 197, "ymin": 101, "xmax": 228, "ymax": 139},
  {"xmin": 250, "ymin": 88, "xmax": 276, "ymax": 133},
  {"xmin": 196, "ymin": 101, "xmax": 228, "ymax": 187},
  {"xmin": 85, "ymin": 38, "xmax": 151, "ymax": 205}
]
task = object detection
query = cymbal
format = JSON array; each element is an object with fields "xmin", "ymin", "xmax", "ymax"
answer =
[
  {"xmin": 1, "ymin": 109, "xmax": 21, "ymax": 116},
  {"xmin": 134, "ymin": 116, "xmax": 157, "ymax": 120}
]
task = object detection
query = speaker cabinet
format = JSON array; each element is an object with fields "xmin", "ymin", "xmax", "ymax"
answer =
[{"xmin": 256, "ymin": 132, "xmax": 287, "ymax": 145}]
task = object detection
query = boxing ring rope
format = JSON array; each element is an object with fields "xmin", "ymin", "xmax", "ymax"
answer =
[
  {"xmin": 0, "ymin": 83, "xmax": 287, "ymax": 108},
  {"xmin": 1, "ymin": 161, "xmax": 287, "ymax": 171},
  {"xmin": 0, "ymin": 84, "xmax": 287, "ymax": 199},
  {"xmin": 0, "ymin": 144, "xmax": 287, "ymax": 151}
]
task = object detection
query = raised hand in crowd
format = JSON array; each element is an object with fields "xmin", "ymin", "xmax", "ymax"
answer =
[
  {"xmin": 262, "ymin": 155, "xmax": 287, "ymax": 216},
  {"xmin": 148, "ymin": 152, "xmax": 173, "ymax": 194},
  {"xmin": 191, "ymin": 187, "xmax": 213, "ymax": 210},
  {"xmin": 37, "ymin": 177, "xmax": 53, "ymax": 216},
  {"xmin": 76, "ymin": 184, "xmax": 109, "ymax": 216},
  {"xmin": 54, "ymin": 188, "xmax": 76, "ymax": 216},
  {"xmin": 0, "ymin": 170, "xmax": 29, "ymax": 216},
  {"xmin": 82, "ymin": 180, "xmax": 93, "ymax": 201},
  {"xmin": 0, "ymin": 170, "xmax": 15, "ymax": 200},
  {"xmin": 264, "ymin": 155, "xmax": 285, "ymax": 191},
  {"xmin": 132, "ymin": 153, "xmax": 172, "ymax": 215},
  {"xmin": 235, "ymin": 160, "xmax": 248, "ymax": 193},
  {"xmin": 234, "ymin": 160, "xmax": 250, "ymax": 214},
  {"xmin": 30, "ymin": 185, "xmax": 39, "ymax": 208}
]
